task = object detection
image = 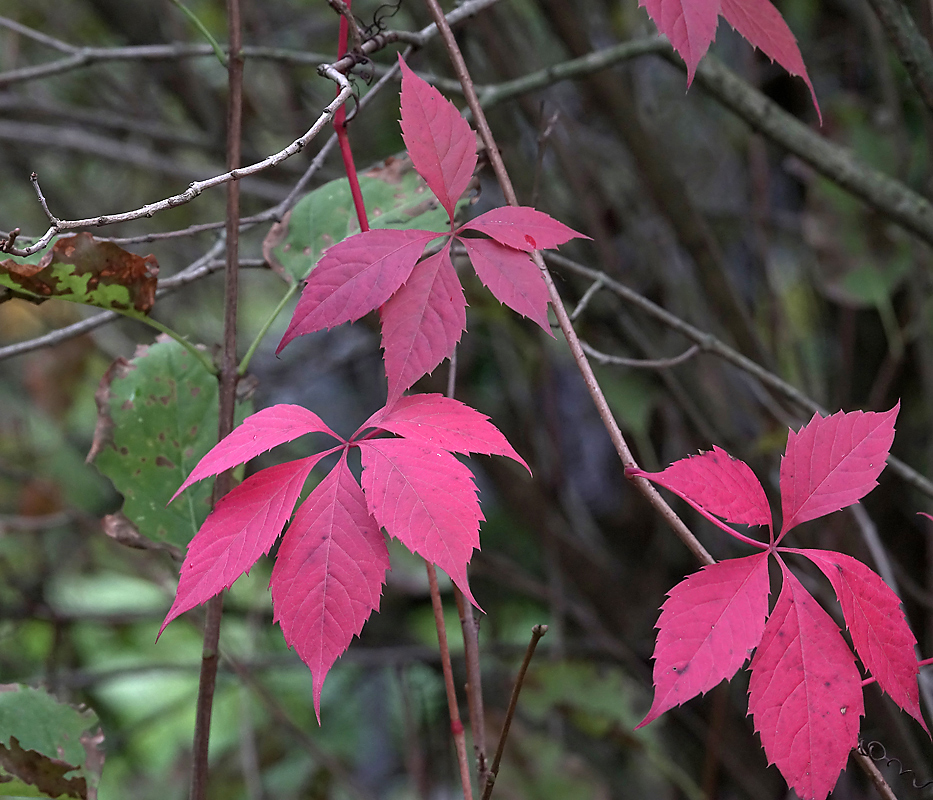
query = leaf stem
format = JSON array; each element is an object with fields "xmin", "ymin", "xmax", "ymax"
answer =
[
  {"xmin": 237, "ymin": 282, "xmax": 299, "ymax": 376},
  {"xmin": 420, "ymin": 0, "xmax": 714, "ymax": 568},
  {"xmin": 480, "ymin": 624, "xmax": 547, "ymax": 800},
  {"xmin": 333, "ymin": 0, "xmax": 369, "ymax": 232},
  {"xmin": 131, "ymin": 314, "xmax": 217, "ymax": 375},
  {"xmin": 168, "ymin": 0, "xmax": 228, "ymax": 67},
  {"xmin": 189, "ymin": 0, "xmax": 243, "ymax": 796},
  {"xmin": 425, "ymin": 562, "xmax": 474, "ymax": 800}
]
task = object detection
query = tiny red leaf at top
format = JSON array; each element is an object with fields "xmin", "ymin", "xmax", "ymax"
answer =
[
  {"xmin": 632, "ymin": 404, "xmax": 927, "ymax": 800},
  {"xmin": 639, "ymin": 0, "xmax": 820, "ymax": 118}
]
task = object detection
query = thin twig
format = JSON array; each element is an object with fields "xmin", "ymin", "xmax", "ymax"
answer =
[
  {"xmin": 453, "ymin": 589, "xmax": 487, "ymax": 786},
  {"xmin": 425, "ymin": 563, "xmax": 474, "ymax": 800},
  {"xmin": 863, "ymin": 0, "xmax": 933, "ymax": 113},
  {"xmin": 1, "ymin": 70, "xmax": 352, "ymax": 257},
  {"xmin": 420, "ymin": 0, "xmax": 714, "ymax": 568},
  {"xmin": 480, "ymin": 625, "xmax": 548, "ymax": 800},
  {"xmin": 189, "ymin": 2, "xmax": 244, "ymax": 796},
  {"xmin": 853, "ymin": 748, "xmax": 900, "ymax": 800},
  {"xmin": 580, "ymin": 340, "xmax": 702, "ymax": 369},
  {"xmin": 545, "ymin": 252, "xmax": 933, "ymax": 501}
]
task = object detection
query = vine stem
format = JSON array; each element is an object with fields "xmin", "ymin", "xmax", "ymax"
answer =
[
  {"xmin": 189, "ymin": 0, "xmax": 243, "ymax": 797},
  {"xmin": 445, "ymin": 350, "xmax": 489, "ymax": 785},
  {"xmin": 480, "ymin": 625, "xmax": 547, "ymax": 800},
  {"xmin": 425, "ymin": 562, "xmax": 474, "ymax": 800},
  {"xmin": 334, "ymin": 0, "xmax": 369, "ymax": 232},
  {"xmin": 419, "ymin": 0, "xmax": 713, "ymax": 569}
]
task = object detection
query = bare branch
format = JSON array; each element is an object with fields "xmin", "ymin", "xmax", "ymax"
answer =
[
  {"xmin": 0, "ymin": 68, "xmax": 351, "ymax": 257},
  {"xmin": 580, "ymin": 340, "xmax": 702, "ymax": 369},
  {"xmin": 0, "ymin": 121, "xmax": 287, "ymax": 201},
  {"xmin": 546, "ymin": 251, "xmax": 933, "ymax": 502}
]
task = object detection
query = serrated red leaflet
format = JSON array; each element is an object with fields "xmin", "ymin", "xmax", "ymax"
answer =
[
  {"xmin": 171, "ymin": 405, "xmax": 341, "ymax": 502},
  {"xmin": 359, "ymin": 437, "xmax": 481, "ymax": 606},
  {"xmin": 160, "ymin": 453, "xmax": 332, "ymax": 635},
  {"xmin": 458, "ymin": 207, "xmax": 586, "ymax": 252},
  {"xmin": 277, "ymin": 229, "xmax": 437, "ymax": 353},
  {"xmin": 748, "ymin": 561, "xmax": 863, "ymax": 800},
  {"xmin": 460, "ymin": 238, "xmax": 553, "ymax": 334},
  {"xmin": 640, "ymin": 0, "xmax": 719, "ymax": 82},
  {"xmin": 361, "ymin": 394, "xmax": 530, "ymax": 471},
  {"xmin": 271, "ymin": 454, "xmax": 390, "ymax": 722},
  {"xmin": 398, "ymin": 55, "xmax": 477, "ymax": 220},
  {"xmin": 380, "ymin": 242, "xmax": 466, "ymax": 403},
  {"xmin": 638, "ymin": 551, "xmax": 770, "ymax": 728},
  {"xmin": 719, "ymin": 0, "xmax": 820, "ymax": 120},
  {"xmin": 629, "ymin": 446, "xmax": 772, "ymax": 529},
  {"xmin": 778, "ymin": 404, "xmax": 898, "ymax": 540},
  {"xmin": 787, "ymin": 548, "xmax": 927, "ymax": 732}
]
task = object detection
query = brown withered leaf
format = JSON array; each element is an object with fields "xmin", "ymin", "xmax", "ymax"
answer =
[{"xmin": 0, "ymin": 233, "xmax": 158, "ymax": 314}]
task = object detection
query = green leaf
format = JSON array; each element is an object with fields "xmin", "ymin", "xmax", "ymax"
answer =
[
  {"xmin": 0, "ymin": 233, "xmax": 158, "ymax": 316},
  {"xmin": 263, "ymin": 155, "xmax": 474, "ymax": 283},
  {"xmin": 88, "ymin": 337, "xmax": 251, "ymax": 550},
  {"xmin": 0, "ymin": 685, "xmax": 103, "ymax": 800}
]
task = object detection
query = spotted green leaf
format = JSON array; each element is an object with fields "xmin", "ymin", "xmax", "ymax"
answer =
[{"xmin": 88, "ymin": 337, "xmax": 250, "ymax": 549}]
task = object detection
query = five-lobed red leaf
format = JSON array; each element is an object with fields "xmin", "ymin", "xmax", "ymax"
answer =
[
  {"xmin": 359, "ymin": 437, "xmax": 481, "ymax": 606},
  {"xmin": 398, "ymin": 55, "xmax": 477, "ymax": 220},
  {"xmin": 277, "ymin": 229, "xmax": 437, "ymax": 353},
  {"xmin": 271, "ymin": 454, "xmax": 390, "ymax": 721},
  {"xmin": 638, "ymin": 551, "xmax": 770, "ymax": 728},
  {"xmin": 788, "ymin": 548, "xmax": 927, "ymax": 732},
  {"xmin": 160, "ymin": 454, "xmax": 331, "ymax": 634},
  {"xmin": 779, "ymin": 403, "xmax": 898, "ymax": 540},
  {"xmin": 747, "ymin": 562, "xmax": 863, "ymax": 800},
  {"xmin": 379, "ymin": 242, "xmax": 466, "ymax": 403}
]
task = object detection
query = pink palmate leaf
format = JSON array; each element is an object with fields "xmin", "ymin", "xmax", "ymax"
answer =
[
  {"xmin": 778, "ymin": 404, "xmax": 898, "ymax": 540},
  {"xmin": 361, "ymin": 394, "xmax": 529, "ymax": 471},
  {"xmin": 359, "ymin": 437, "xmax": 481, "ymax": 606},
  {"xmin": 638, "ymin": 551, "xmax": 770, "ymax": 728},
  {"xmin": 748, "ymin": 561, "xmax": 863, "ymax": 800},
  {"xmin": 398, "ymin": 56, "xmax": 477, "ymax": 220},
  {"xmin": 787, "ymin": 548, "xmax": 927, "ymax": 732},
  {"xmin": 171, "ymin": 405, "xmax": 341, "ymax": 501},
  {"xmin": 629, "ymin": 446, "xmax": 772, "ymax": 528},
  {"xmin": 719, "ymin": 0, "xmax": 819, "ymax": 118},
  {"xmin": 380, "ymin": 242, "xmax": 466, "ymax": 403},
  {"xmin": 277, "ymin": 228, "xmax": 437, "ymax": 353},
  {"xmin": 160, "ymin": 453, "xmax": 331, "ymax": 634},
  {"xmin": 460, "ymin": 238, "xmax": 553, "ymax": 333},
  {"xmin": 271, "ymin": 454, "xmax": 390, "ymax": 721},
  {"xmin": 458, "ymin": 207, "xmax": 585, "ymax": 252},
  {"xmin": 640, "ymin": 0, "xmax": 720, "ymax": 82}
]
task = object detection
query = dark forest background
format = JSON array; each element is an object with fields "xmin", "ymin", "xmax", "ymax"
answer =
[{"xmin": 4, "ymin": 0, "xmax": 933, "ymax": 797}]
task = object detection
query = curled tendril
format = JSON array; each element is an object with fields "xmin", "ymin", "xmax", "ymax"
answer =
[
  {"xmin": 362, "ymin": 0, "xmax": 402, "ymax": 38},
  {"xmin": 858, "ymin": 738, "xmax": 933, "ymax": 791}
]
